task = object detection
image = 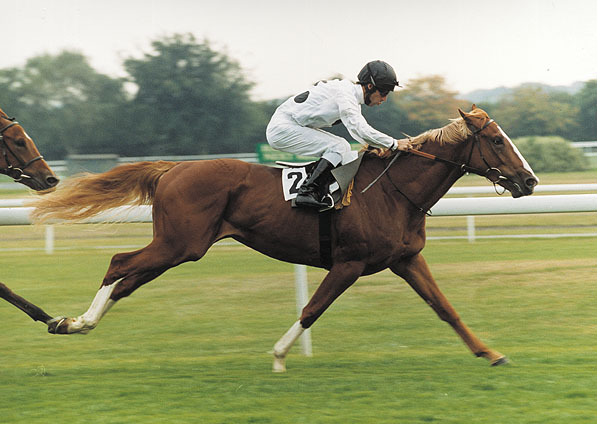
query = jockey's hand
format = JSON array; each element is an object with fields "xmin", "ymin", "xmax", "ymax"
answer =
[{"xmin": 393, "ymin": 138, "xmax": 412, "ymax": 152}]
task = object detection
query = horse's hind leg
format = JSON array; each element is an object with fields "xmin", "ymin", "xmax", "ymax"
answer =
[
  {"xmin": 47, "ymin": 279, "xmax": 118, "ymax": 335},
  {"xmin": 48, "ymin": 238, "xmax": 195, "ymax": 335},
  {"xmin": 391, "ymin": 253, "xmax": 507, "ymax": 366}
]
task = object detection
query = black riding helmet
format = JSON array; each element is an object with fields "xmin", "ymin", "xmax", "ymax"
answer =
[{"xmin": 357, "ymin": 60, "xmax": 400, "ymax": 94}]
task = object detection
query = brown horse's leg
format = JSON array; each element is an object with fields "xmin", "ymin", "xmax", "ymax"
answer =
[
  {"xmin": 272, "ymin": 261, "xmax": 365, "ymax": 372},
  {"xmin": 49, "ymin": 180, "xmax": 228, "ymax": 335},
  {"xmin": 48, "ymin": 238, "xmax": 192, "ymax": 335},
  {"xmin": 391, "ymin": 253, "xmax": 507, "ymax": 366},
  {"xmin": 0, "ymin": 282, "xmax": 54, "ymax": 324}
]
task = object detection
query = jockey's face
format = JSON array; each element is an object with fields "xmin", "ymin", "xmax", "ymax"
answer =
[{"xmin": 364, "ymin": 84, "xmax": 388, "ymax": 106}]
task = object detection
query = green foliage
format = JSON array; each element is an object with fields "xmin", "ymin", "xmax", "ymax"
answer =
[
  {"xmin": 1, "ymin": 36, "xmax": 596, "ymax": 160},
  {"xmin": 575, "ymin": 80, "xmax": 597, "ymax": 140},
  {"xmin": 0, "ymin": 51, "xmax": 128, "ymax": 159},
  {"xmin": 123, "ymin": 34, "xmax": 267, "ymax": 155},
  {"xmin": 514, "ymin": 136, "xmax": 589, "ymax": 172},
  {"xmin": 391, "ymin": 75, "xmax": 470, "ymax": 134},
  {"xmin": 489, "ymin": 87, "xmax": 579, "ymax": 139},
  {"xmin": 0, "ymin": 35, "xmax": 267, "ymax": 159}
]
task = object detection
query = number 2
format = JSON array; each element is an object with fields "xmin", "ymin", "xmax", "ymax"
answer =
[{"xmin": 287, "ymin": 171, "xmax": 305, "ymax": 194}]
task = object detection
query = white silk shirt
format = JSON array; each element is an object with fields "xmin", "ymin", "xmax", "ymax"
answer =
[{"xmin": 274, "ymin": 79, "xmax": 396, "ymax": 150}]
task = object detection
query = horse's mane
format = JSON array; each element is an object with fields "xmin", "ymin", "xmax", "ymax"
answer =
[
  {"xmin": 410, "ymin": 117, "xmax": 471, "ymax": 146},
  {"xmin": 363, "ymin": 117, "xmax": 472, "ymax": 159}
]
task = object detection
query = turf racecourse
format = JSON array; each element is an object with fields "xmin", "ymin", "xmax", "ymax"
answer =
[{"xmin": 0, "ymin": 227, "xmax": 596, "ymax": 423}]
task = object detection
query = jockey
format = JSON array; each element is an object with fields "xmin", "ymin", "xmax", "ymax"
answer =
[{"xmin": 266, "ymin": 60, "xmax": 412, "ymax": 209}]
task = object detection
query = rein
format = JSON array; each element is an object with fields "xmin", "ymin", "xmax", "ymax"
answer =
[
  {"xmin": 362, "ymin": 118, "xmax": 509, "ymax": 215},
  {"xmin": 0, "ymin": 116, "xmax": 44, "ymax": 182}
]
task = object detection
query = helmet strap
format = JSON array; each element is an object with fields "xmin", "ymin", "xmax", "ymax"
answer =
[{"xmin": 363, "ymin": 83, "xmax": 376, "ymax": 105}]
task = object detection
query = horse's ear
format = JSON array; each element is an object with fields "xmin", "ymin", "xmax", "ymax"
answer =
[
  {"xmin": 459, "ymin": 107, "xmax": 485, "ymax": 130},
  {"xmin": 471, "ymin": 104, "xmax": 477, "ymax": 110}
]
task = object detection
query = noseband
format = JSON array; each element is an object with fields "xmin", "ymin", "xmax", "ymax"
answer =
[
  {"xmin": 0, "ymin": 116, "xmax": 43, "ymax": 182},
  {"xmin": 464, "ymin": 119, "xmax": 508, "ymax": 184}
]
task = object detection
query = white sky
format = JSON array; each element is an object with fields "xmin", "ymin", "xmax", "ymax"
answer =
[{"xmin": 5, "ymin": 0, "xmax": 597, "ymax": 100}]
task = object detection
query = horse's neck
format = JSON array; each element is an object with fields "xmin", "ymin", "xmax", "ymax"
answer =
[{"xmin": 389, "ymin": 138, "xmax": 471, "ymax": 211}]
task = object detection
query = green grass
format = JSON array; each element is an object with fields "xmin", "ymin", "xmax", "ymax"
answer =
[{"xmin": 0, "ymin": 229, "xmax": 596, "ymax": 423}]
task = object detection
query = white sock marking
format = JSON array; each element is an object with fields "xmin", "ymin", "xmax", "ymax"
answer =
[
  {"xmin": 70, "ymin": 281, "xmax": 119, "ymax": 333},
  {"xmin": 273, "ymin": 320, "xmax": 305, "ymax": 358}
]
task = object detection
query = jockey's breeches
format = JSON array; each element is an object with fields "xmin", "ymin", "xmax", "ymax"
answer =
[{"xmin": 266, "ymin": 111, "xmax": 356, "ymax": 166}]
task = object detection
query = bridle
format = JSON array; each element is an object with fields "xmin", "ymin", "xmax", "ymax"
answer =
[
  {"xmin": 362, "ymin": 118, "xmax": 510, "ymax": 215},
  {"xmin": 408, "ymin": 118, "xmax": 507, "ymax": 184},
  {"xmin": 0, "ymin": 116, "xmax": 43, "ymax": 182}
]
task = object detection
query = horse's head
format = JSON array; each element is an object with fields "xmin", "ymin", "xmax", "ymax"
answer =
[
  {"xmin": 0, "ymin": 109, "xmax": 59, "ymax": 191},
  {"xmin": 458, "ymin": 106, "xmax": 538, "ymax": 198}
]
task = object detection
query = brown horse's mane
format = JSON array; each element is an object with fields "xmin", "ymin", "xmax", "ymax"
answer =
[
  {"xmin": 364, "ymin": 117, "xmax": 471, "ymax": 159},
  {"xmin": 410, "ymin": 117, "xmax": 471, "ymax": 146}
]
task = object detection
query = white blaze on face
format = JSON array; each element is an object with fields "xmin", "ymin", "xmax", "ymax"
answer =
[{"xmin": 497, "ymin": 124, "xmax": 539, "ymax": 181}]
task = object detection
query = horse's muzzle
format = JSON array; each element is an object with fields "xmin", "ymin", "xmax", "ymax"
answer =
[
  {"xmin": 21, "ymin": 172, "xmax": 60, "ymax": 191},
  {"xmin": 503, "ymin": 173, "xmax": 538, "ymax": 198}
]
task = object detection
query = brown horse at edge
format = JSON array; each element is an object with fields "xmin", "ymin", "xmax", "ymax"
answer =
[
  {"xmin": 29, "ymin": 106, "xmax": 538, "ymax": 371},
  {"xmin": 0, "ymin": 106, "xmax": 59, "ymax": 324}
]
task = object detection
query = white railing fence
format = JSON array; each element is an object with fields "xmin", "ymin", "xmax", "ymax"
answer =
[
  {"xmin": 1, "ymin": 184, "xmax": 596, "ymax": 245},
  {"xmin": 2, "ymin": 186, "xmax": 595, "ymax": 357}
]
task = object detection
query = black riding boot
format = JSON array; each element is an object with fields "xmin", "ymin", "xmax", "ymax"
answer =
[{"xmin": 295, "ymin": 158, "xmax": 335, "ymax": 209}]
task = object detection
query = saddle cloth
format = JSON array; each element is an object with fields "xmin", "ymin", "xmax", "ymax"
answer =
[{"xmin": 278, "ymin": 152, "xmax": 364, "ymax": 210}]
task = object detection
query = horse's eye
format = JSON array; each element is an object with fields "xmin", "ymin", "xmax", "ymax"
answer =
[
  {"xmin": 492, "ymin": 137, "xmax": 503, "ymax": 146},
  {"xmin": 14, "ymin": 138, "xmax": 26, "ymax": 148}
]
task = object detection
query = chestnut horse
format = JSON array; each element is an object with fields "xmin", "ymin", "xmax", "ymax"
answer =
[
  {"xmin": 0, "ymin": 106, "xmax": 59, "ymax": 323},
  {"xmin": 30, "ymin": 106, "xmax": 538, "ymax": 371}
]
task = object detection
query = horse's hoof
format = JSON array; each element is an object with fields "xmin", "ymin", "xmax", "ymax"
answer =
[
  {"xmin": 272, "ymin": 356, "xmax": 287, "ymax": 373},
  {"xmin": 47, "ymin": 316, "xmax": 68, "ymax": 334},
  {"xmin": 491, "ymin": 356, "xmax": 509, "ymax": 366}
]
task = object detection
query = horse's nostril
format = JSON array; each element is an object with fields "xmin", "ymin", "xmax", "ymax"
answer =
[
  {"xmin": 46, "ymin": 176, "xmax": 60, "ymax": 187},
  {"xmin": 526, "ymin": 177, "xmax": 538, "ymax": 188}
]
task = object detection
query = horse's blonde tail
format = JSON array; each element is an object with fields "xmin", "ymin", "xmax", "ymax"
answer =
[{"xmin": 28, "ymin": 161, "xmax": 179, "ymax": 223}]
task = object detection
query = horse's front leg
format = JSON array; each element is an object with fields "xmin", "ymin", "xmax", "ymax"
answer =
[
  {"xmin": 273, "ymin": 261, "xmax": 365, "ymax": 372},
  {"xmin": 47, "ymin": 281, "xmax": 118, "ymax": 335},
  {"xmin": 391, "ymin": 253, "xmax": 507, "ymax": 366}
]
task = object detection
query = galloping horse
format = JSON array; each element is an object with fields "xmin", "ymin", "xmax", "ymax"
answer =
[
  {"xmin": 30, "ymin": 106, "xmax": 538, "ymax": 371},
  {"xmin": 0, "ymin": 106, "xmax": 59, "ymax": 323}
]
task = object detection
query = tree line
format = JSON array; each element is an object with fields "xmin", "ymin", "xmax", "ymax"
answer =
[{"xmin": 1, "ymin": 33, "xmax": 595, "ymax": 161}]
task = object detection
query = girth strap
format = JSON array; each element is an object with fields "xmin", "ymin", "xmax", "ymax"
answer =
[{"xmin": 319, "ymin": 210, "xmax": 333, "ymax": 268}]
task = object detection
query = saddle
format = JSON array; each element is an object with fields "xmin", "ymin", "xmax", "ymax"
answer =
[{"xmin": 277, "ymin": 152, "xmax": 364, "ymax": 211}]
